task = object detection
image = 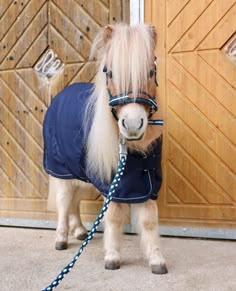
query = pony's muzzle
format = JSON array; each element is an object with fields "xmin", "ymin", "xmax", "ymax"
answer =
[
  {"xmin": 120, "ymin": 118, "xmax": 145, "ymax": 140},
  {"xmin": 122, "ymin": 118, "xmax": 144, "ymax": 130}
]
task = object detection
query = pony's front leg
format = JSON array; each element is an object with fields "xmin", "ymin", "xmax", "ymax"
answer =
[
  {"xmin": 104, "ymin": 202, "xmax": 128, "ymax": 270},
  {"xmin": 136, "ymin": 200, "xmax": 168, "ymax": 274}
]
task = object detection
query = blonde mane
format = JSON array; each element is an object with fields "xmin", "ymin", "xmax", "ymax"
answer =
[{"xmin": 85, "ymin": 23, "xmax": 159, "ymax": 182}]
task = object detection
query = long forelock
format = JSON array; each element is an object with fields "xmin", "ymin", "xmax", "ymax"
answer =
[{"xmin": 107, "ymin": 24, "xmax": 154, "ymax": 96}]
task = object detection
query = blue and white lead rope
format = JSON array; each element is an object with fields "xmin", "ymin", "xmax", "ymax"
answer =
[{"xmin": 42, "ymin": 138, "xmax": 127, "ymax": 291}]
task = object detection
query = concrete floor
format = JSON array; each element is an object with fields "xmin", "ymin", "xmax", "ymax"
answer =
[{"xmin": 0, "ymin": 227, "xmax": 236, "ymax": 291}]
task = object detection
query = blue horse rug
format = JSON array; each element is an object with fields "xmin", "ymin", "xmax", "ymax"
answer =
[{"xmin": 43, "ymin": 82, "xmax": 162, "ymax": 203}]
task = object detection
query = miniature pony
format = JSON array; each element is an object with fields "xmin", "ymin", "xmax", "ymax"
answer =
[{"xmin": 43, "ymin": 23, "xmax": 167, "ymax": 274}]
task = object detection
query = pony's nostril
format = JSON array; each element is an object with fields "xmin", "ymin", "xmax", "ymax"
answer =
[
  {"xmin": 138, "ymin": 118, "xmax": 144, "ymax": 130},
  {"xmin": 122, "ymin": 119, "xmax": 128, "ymax": 129}
]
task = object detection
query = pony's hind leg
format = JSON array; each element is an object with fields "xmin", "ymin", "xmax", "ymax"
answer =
[
  {"xmin": 49, "ymin": 176, "xmax": 74, "ymax": 250},
  {"xmin": 104, "ymin": 202, "xmax": 128, "ymax": 270},
  {"xmin": 69, "ymin": 184, "xmax": 87, "ymax": 241},
  {"xmin": 135, "ymin": 200, "xmax": 168, "ymax": 274}
]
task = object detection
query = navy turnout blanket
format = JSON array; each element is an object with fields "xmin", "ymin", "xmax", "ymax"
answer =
[{"xmin": 43, "ymin": 82, "xmax": 162, "ymax": 203}]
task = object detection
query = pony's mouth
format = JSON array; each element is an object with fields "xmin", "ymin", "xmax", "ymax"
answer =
[{"xmin": 125, "ymin": 133, "xmax": 144, "ymax": 141}]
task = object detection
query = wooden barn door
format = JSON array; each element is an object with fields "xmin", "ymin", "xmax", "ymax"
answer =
[
  {"xmin": 146, "ymin": 0, "xmax": 236, "ymax": 235},
  {"xmin": 0, "ymin": 0, "xmax": 129, "ymax": 226}
]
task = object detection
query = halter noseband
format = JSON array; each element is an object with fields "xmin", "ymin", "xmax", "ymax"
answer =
[
  {"xmin": 107, "ymin": 89, "xmax": 158, "ymax": 121},
  {"xmin": 103, "ymin": 59, "xmax": 164, "ymax": 126}
]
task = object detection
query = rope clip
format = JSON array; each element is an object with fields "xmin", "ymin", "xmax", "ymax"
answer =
[{"xmin": 119, "ymin": 135, "xmax": 127, "ymax": 160}]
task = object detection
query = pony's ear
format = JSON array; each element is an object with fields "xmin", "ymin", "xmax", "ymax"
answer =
[
  {"xmin": 148, "ymin": 25, "xmax": 157, "ymax": 46},
  {"xmin": 89, "ymin": 25, "xmax": 113, "ymax": 61},
  {"xmin": 103, "ymin": 25, "xmax": 113, "ymax": 44}
]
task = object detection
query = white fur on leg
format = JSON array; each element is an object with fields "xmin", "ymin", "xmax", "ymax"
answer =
[
  {"xmin": 56, "ymin": 191, "xmax": 72, "ymax": 249},
  {"xmin": 104, "ymin": 202, "xmax": 129, "ymax": 269},
  {"xmin": 48, "ymin": 177, "xmax": 98, "ymax": 248},
  {"xmin": 69, "ymin": 190, "xmax": 87, "ymax": 240},
  {"xmin": 134, "ymin": 200, "xmax": 167, "ymax": 274},
  {"xmin": 69, "ymin": 213, "xmax": 87, "ymax": 240},
  {"xmin": 48, "ymin": 177, "xmax": 74, "ymax": 249}
]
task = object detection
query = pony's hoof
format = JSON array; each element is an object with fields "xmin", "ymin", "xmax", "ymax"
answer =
[
  {"xmin": 73, "ymin": 226, "xmax": 88, "ymax": 241},
  {"xmin": 105, "ymin": 261, "xmax": 120, "ymax": 270},
  {"xmin": 55, "ymin": 241, "xmax": 68, "ymax": 250},
  {"xmin": 75, "ymin": 232, "xmax": 87, "ymax": 241},
  {"xmin": 151, "ymin": 264, "xmax": 168, "ymax": 275}
]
